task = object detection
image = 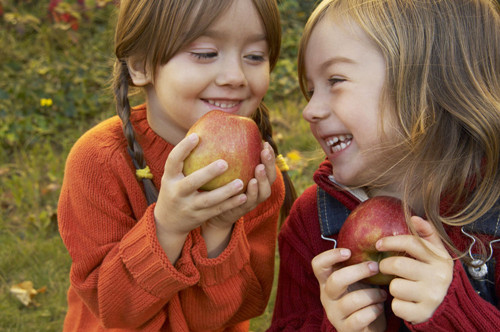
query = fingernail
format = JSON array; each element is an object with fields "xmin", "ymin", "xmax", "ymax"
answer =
[
  {"xmin": 265, "ymin": 150, "xmax": 273, "ymax": 161},
  {"xmin": 380, "ymin": 289, "xmax": 387, "ymax": 300},
  {"xmin": 257, "ymin": 164, "xmax": 265, "ymax": 173},
  {"xmin": 216, "ymin": 160, "xmax": 227, "ymax": 170},
  {"xmin": 368, "ymin": 261, "xmax": 379, "ymax": 272},
  {"xmin": 376, "ymin": 240, "xmax": 383, "ymax": 250},
  {"xmin": 340, "ymin": 249, "xmax": 350, "ymax": 257},
  {"xmin": 188, "ymin": 133, "xmax": 198, "ymax": 141},
  {"xmin": 233, "ymin": 179, "xmax": 243, "ymax": 189}
]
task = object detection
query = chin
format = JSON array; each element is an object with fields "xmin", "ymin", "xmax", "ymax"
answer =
[{"xmin": 331, "ymin": 169, "xmax": 363, "ymax": 187}]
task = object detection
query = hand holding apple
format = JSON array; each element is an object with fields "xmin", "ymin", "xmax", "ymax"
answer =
[
  {"xmin": 337, "ymin": 196, "xmax": 410, "ymax": 285},
  {"xmin": 182, "ymin": 110, "xmax": 263, "ymax": 191}
]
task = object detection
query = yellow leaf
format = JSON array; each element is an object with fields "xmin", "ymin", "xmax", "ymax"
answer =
[{"xmin": 10, "ymin": 281, "xmax": 46, "ymax": 306}]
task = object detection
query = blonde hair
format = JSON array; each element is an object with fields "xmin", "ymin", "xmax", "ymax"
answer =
[
  {"xmin": 112, "ymin": 0, "xmax": 296, "ymax": 217},
  {"xmin": 299, "ymin": 0, "xmax": 500, "ymax": 258}
]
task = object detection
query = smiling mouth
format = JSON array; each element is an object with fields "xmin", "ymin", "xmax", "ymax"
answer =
[
  {"xmin": 326, "ymin": 134, "xmax": 353, "ymax": 153},
  {"xmin": 206, "ymin": 99, "xmax": 240, "ymax": 109}
]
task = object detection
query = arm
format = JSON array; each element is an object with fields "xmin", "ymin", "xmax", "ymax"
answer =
[
  {"xmin": 58, "ymin": 143, "xmax": 200, "ymax": 329},
  {"xmin": 179, "ymin": 172, "xmax": 285, "ymax": 330},
  {"xmin": 268, "ymin": 188, "xmax": 337, "ymax": 331}
]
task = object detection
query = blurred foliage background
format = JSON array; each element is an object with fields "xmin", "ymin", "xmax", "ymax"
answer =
[{"xmin": 0, "ymin": 0, "xmax": 322, "ymax": 330}]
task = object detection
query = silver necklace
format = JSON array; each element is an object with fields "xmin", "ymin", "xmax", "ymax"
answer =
[{"xmin": 461, "ymin": 227, "xmax": 500, "ymax": 280}]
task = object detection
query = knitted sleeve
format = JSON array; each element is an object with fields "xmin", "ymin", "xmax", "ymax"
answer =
[
  {"xmin": 58, "ymin": 133, "xmax": 200, "ymax": 329},
  {"xmin": 174, "ymin": 169, "xmax": 285, "ymax": 330},
  {"xmin": 267, "ymin": 185, "xmax": 336, "ymax": 331}
]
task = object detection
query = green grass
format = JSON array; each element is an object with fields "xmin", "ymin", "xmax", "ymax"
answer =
[
  {"xmin": 0, "ymin": 1, "xmax": 320, "ymax": 330},
  {"xmin": 0, "ymin": 138, "xmax": 73, "ymax": 330}
]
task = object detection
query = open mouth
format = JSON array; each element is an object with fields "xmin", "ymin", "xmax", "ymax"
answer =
[{"xmin": 326, "ymin": 134, "xmax": 353, "ymax": 153}]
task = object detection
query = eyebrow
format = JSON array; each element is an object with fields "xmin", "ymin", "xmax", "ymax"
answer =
[{"xmin": 320, "ymin": 56, "xmax": 357, "ymax": 72}]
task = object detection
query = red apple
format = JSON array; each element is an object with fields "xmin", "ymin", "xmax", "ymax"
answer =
[
  {"xmin": 337, "ymin": 196, "xmax": 410, "ymax": 285},
  {"xmin": 183, "ymin": 110, "xmax": 263, "ymax": 191}
]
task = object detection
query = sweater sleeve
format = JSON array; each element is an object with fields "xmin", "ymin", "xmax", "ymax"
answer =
[
  {"xmin": 58, "ymin": 137, "xmax": 200, "ymax": 329},
  {"xmin": 176, "ymin": 170, "xmax": 285, "ymax": 331},
  {"xmin": 267, "ymin": 185, "xmax": 337, "ymax": 331},
  {"xmin": 407, "ymin": 258, "xmax": 500, "ymax": 331}
]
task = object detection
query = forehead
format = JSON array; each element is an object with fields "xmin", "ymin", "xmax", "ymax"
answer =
[
  {"xmin": 305, "ymin": 16, "xmax": 382, "ymax": 73},
  {"xmin": 203, "ymin": 0, "xmax": 266, "ymax": 39}
]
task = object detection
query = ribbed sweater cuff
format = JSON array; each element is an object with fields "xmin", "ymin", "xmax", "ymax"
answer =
[
  {"xmin": 120, "ymin": 204, "xmax": 199, "ymax": 298},
  {"xmin": 409, "ymin": 260, "xmax": 497, "ymax": 331},
  {"xmin": 191, "ymin": 219, "xmax": 250, "ymax": 287}
]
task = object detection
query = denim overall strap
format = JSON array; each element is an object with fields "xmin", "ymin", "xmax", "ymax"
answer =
[
  {"xmin": 316, "ymin": 186, "xmax": 351, "ymax": 247},
  {"xmin": 464, "ymin": 204, "xmax": 500, "ymax": 236}
]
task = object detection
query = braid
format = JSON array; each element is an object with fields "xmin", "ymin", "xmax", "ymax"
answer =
[
  {"xmin": 114, "ymin": 60, "xmax": 159, "ymax": 205},
  {"xmin": 253, "ymin": 105, "xmax": 297, "ymax": 224}
]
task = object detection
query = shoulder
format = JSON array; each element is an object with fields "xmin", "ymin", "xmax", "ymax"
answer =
[
  {"xmin": 68, "ymin": 115, "xmax": 125, "ymax": 163},
  {"xmin": 289, "ymin": 185, "xmax": 319, "ymax": 219},
  {"xmin": 279, "ymin": 184, "xmax": 326, "ymax": 253},
  {"xmin": 63, "ymin": 115, "xmax": 131, "ymax": 189},
  {"xmin": 71, "ymin": 115, "xmax": 125, "ymax": 154}
]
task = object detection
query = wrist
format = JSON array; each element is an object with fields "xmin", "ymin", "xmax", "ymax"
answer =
[
  {"xmin": 154, "ymin": 216, "xmax": 189, "ymax": 265},
  {"xmin": 201, "ymin": 221, "xmax": 234, "ymax": 258}
]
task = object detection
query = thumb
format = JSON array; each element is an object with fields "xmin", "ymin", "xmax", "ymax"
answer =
[
  {"xmin": 411, "ymin": 215, "xmax": 447, "ymax": 251},
  {"xmin": 311, "ymin": 249, "xmax": 350, "ymax": 285},
  {"xmin": 165, "ymin": 133, "xmax": 199, "ymax": 175}
]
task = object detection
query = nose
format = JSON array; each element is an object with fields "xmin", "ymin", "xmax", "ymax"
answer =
[
  {"xmin": 302, "ymin": 93, "xmax": 331, "ymax": 123},
  {"xmin": 215, "ymin": 57, "xmax": 247, "ymax": 87}
]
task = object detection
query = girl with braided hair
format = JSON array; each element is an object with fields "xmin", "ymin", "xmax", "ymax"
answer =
[{"xmin": 57, "ymin": 0, "xmax": 295, "ymax": 330}]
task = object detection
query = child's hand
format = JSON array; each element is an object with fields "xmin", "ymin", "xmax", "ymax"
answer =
[
  {"xmin": 376, "ymin": 216, "xmax": 453, "ymax": 324},
  {"xmin": 311, "ymin": 249, "xmax": 387, "ymax": 332},
  {"xmin": 199, "ymin": 142, "xmax": 276, "ymax": 257},
  {"xmin": 206, "ymin": 142, "xmax": 277, "ymax": 229},
  {"xmin": 153, "ymin": 133, "xmax": 252, "ymax": 262}
]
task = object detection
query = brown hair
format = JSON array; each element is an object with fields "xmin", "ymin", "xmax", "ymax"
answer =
[
  {"xmin": 298, "ymin": 0, "xmax": 500, "ymax": 261},
  {"xmin": 112, "ymin": 0, "xmax": 296, "ymax": 219}
]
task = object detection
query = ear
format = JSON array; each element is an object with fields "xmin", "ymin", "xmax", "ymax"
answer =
[{"xmin": 126, "ymin": 58, "xmax": 151, "ymax": 86}]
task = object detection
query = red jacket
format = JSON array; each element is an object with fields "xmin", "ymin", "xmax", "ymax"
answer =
[
  {"xmin": 268, "ymin": 160, "xmax": 500, "ymax": 331},
  {"xmin": 58, "ymin": 105, "xmax": 285, "ymax": 331}
]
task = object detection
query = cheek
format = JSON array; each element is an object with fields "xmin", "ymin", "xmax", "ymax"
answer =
[{"xmin": 250, "ymin": 68, "xmax": 270, "ymax": 99}]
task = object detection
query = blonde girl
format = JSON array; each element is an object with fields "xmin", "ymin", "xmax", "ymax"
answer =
[{"xmin": 269, "ymin": 0, "xmax": 500, "ymax": 331}]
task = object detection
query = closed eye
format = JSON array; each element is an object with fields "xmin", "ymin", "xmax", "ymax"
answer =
[
  {"xmin": 191, "ymin": 52, "xmax": 218, "ymax": 60},
  {"xmin": 245, "ymin": 54, "xmax": 266, "ymax": 63},
  {"xmin": 328, "ymin": 77, "xmax": 346, "ymax": 86}
]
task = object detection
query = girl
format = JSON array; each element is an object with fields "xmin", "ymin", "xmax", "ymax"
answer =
[
  {"xmin": 58, "ymin": 0, "xmax": 295, "ymax": 330},
  {"xmin": 268, "ymin": 0, "xmax": 500, "ymax": 331}
]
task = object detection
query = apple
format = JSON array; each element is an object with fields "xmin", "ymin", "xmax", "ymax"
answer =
[
  {"xmin": 182, "ymin": 110, "xmax": 263, "ymax": 191},
  {"xmin": 337, "ymin": 196, "xmax": 410, "ymax": 285}
]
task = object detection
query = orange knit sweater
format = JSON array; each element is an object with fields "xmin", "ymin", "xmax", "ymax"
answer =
[{"xmin": 57, "ymin": 105, "xmax": 285, "ymax": 331}]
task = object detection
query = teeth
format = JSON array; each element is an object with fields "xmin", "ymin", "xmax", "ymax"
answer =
[
  {"xmin": 326, "ymin": 134, "xmax": 352, "ymax": 146},
  {"xmin": 326, "ymin": 134, "xmax": 352, "ymax": 153},
  {"xmin": 207, "ymin": 100, "xmax": 238, "ymax": 108}
]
